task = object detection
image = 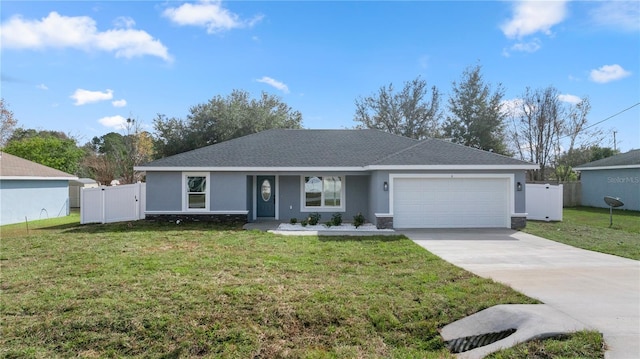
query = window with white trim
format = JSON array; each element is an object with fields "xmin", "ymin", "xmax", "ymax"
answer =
[
  {"xmin": 302, "ymin": 176, "xmax": 345, "ymax": 211},
  {"xmin": 184, "ymin": 173, "xmax": 209, "ymax": 210}
]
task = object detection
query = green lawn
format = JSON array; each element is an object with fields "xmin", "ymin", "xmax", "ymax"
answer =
[
  {"xmin": 1, "ymin": 216, "xmax": 603, "ymax": 358},
  {"xmin": 524, "ymin": 207, "xmax": 640, "ymax": 260}
]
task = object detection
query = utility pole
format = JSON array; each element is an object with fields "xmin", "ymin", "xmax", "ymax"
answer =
[{"xmin": 613, "ymin": 131, "xmax": 617, "ymax": 151}]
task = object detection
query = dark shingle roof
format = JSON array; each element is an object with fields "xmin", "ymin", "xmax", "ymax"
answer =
[
  {"xmin": 0, "ymin": 152, "xmax": 76, "ymax": 178},
  {"xmin": 138, "ymin": 129, "xmax": 535, "ymax": 169},
  {"xmin": 575, "ymin": 149, "xmax": 640, "ymax": 170},
  {"xmin": 371, "ymin": 138, "xmax": 531, "ymax": 166}
]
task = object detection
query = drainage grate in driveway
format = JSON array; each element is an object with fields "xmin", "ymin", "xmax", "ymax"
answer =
[{"xmin": 445, "ymin": 328, "xmax": 517, "ymax": 353}]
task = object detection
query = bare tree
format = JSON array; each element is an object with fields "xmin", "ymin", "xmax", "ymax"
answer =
[
  {"xmin": 509, "ymin": 87, "xmax": 564, "ymax": 181},
  {"xmin": 553, "ymin": 98, "xmax": 604, "ymax": 182},
  {"xmin": 509, "ymin": 87, "xmax": 603, "ymax": 181},
  {"xmin": 354, "ymin": 76, "xmax": 442, "ymax": 139},
  {"xmin": 0, "ymin": 99, "xmax": 18, "ymax": 148}
]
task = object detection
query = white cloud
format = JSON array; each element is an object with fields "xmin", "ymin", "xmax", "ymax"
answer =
[
  {"xmin": 98, "ymin": 115, "xmax": 127, "ymax": 129},
  {"xmin": 163, "ymin": 0, "xmax": 263, "ymax": 34},
  {"xmin": 589, "ymin": 64, "xmax": 631, "ymax": 83},
  {"xmin": 590, "ymin": 1, "xmax": 640, "ymax": 32},
  {"xmin": 501, "ymin": 0, "xmax": 568, "ymax": 39},
  {"xmin": 36, "ymin": 83, "xmax": 48, "ymax": 90},
  {"xmin": 0, "ymin": 12, "xmax": 172, "ymax": 61},
  {"xmin": 113, "ymin": 16, "xmax": 135, "ymax": 29},
  {"xmin": 71, "ymin": 88, "xmax": 113, "ymax": 106},
  {"xmin": 256, "ymin": 76, "xmax": 289, "ymax": 94},
  {"xmin": 558, "ymin": 94, "xmax": 581, "ymax": 104},
  {"xmin": 509, "ymin": 38, "xmax": 542, "ymax": 53},
  {"xmin": 112, "ymin": 99, "xmax": 127, "ymax": 107},
  {"xmin": 501, "ymin": 98, "xmax": 525, "ymax": 117}
]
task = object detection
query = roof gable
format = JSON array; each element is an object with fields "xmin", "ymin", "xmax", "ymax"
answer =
[
  {"xmin": 138, "ymin": 129, "xmax": 536, "ymax": 170},
  {"xmin": 575, "ymin": 149, "xmax": 640, "ymax": 170},
  {"xmin": 0, "ymin": 152, "xmax": 77, "ymax": 179}
]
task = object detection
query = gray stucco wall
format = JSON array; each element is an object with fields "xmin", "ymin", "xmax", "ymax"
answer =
[
  {"xmin": 368, "ymin": 171, "xmax": 390, "ymax": 222},
  {"xmin": 344, "ymin": 175, "xmax": 369, "ymax": 220},
  {"xmin": 514, "ymin": 171, "xmax": 527, "ymax": 213},
  {"xmin": 276, "ymin": 175, "xmax": 370, "ymax": 223},
  {"xmin": 0, "ymin": 180, "xmax": 70, "ymax": 225},
  {"xmin": 246, "ymin": 176, "xmax": 253, "ymax": 218},
  {"xmin": 146, "ymin": 172, "xmax": 181, "ymax": 211},
  {"xmin": 278, "ymin": 175, "xmax": 300, "ymax": 221},
  {"xmin": 581, "ymin": 168, "xmax": 640, "ymax": 211},
  {"xmin": 211, "ymin": 173, "xmax": 247, "ymax": 211},
  {"xmin": 146, "ymin": 172, "xmax": 248, "ymax": 212}
]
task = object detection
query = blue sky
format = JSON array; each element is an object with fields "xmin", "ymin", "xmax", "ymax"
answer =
[{"xmin": 1, "ymin": 0, "xmax": 639, "ymax": 152}]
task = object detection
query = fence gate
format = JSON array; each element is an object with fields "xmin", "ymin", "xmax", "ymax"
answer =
[
  {"xmin": 525, "ymin": 183, "xmax": 563, "ymax": 221},
  {"xmin": 80, "ymin": 182, "xmax": 146, "ymax": 224}
]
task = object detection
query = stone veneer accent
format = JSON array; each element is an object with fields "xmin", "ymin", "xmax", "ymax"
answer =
[
  {"xmin": 511, "ymin": 216, "xmax": 527, "ymax": 230},
  {"xmin": 375, "ymin": 215, "xmax": 394, "ymax": 229},
  {"xmin": 146, "ymin": 213, "xmax": 248, "ymax": 224}
]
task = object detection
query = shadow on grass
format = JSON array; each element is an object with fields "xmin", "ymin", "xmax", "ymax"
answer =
[
  {"xmin": 62, "ymin": 220, "xmax": 245, "ymax": 234},
  {"xmin": 318, "ymin": 235, "xmax": 406, "ymax": 242},
  {"xmin": 566, "ymin": 206, "xmax": 639, "ymax": 216}
]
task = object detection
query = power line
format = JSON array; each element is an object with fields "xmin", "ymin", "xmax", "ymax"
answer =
[
  {"xmin": 582, "ymin": 102, "xmax": 640, "ymax": 131},
  {"xmin": 557, "ymin": 102, "xmax": 640, "ymax": 141}
]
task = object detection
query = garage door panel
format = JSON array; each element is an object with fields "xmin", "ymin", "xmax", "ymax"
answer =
[{"xmin": 393, "ymin": 177, "xmax": 509, "ymax": 228}]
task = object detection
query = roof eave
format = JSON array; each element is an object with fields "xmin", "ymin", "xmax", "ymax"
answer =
[
  {"xmin": 575, "ymin": 164, "xmax": 640, "ymax": 171},
  {"xmin": 366, "ymin": 164, "xmax": 540, "ymax": 170},
  {"xmin": 134, "ymin": 166, "xmax": 368, "ymax": 172},
  {"xmin": 0, "ymin": 176, "xmax": 79, "ymax": 180},
  {"xmin": 135, "ymin": 164, "xmax": 540, "ymax": 172}
]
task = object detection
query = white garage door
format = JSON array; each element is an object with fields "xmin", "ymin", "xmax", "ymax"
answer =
[{"xmin": 393, "ymin": 177, "xmax": 510, "ymax": 228}]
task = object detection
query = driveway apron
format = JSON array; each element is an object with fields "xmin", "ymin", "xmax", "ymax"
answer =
[{"xmin": 403, "ymin": 229, "xmax": 640, "ymax": 359}]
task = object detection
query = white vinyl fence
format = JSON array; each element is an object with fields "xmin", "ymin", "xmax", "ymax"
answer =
[
  {"xmin": 80, "ymin": 182, "xmax": 146, "ymax": 224},
  {"xmin": 526, "ymin": 183, "xmax": 563, "ymax": 221}
]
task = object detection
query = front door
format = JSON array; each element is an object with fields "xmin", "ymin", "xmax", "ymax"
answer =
[{"xmin": 257, "ymin": 176, "xmax": 275, "ymax": 218}]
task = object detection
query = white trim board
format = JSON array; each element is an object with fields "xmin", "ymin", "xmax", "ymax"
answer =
[
  {"xmin": 135, "ymin": 164, "xmax": 538, "ymax": 172},
  {"xmin": 0, "ymin": 176, "xmax": 78, "ymax": 180},
  {"xmin": 575, "ymin": 165, "xmax": 640, "ymax": 171}
]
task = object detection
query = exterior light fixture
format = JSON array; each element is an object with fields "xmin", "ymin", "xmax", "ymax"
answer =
[
  {"xmin": 383, "ymin": 181, "xmax": 389, "ymax": 191},
  {"xmin": 517, "ymin": 182, "xmax": 522, "ymax": 191}
]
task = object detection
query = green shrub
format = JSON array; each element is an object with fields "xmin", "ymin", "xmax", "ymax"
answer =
[
  {"xmin": 353, "ymin": 213, "xmax": 365, "ymax": 228},
  {"xmin": 300, "ymin": 219, "xmax": 308, "ymax": 227},
  {"xmin": 289, "ymin": 218, "xmax": 298, "ymax": 224},
  {"xmin": 308, "ymin": 212, "xmax": 321, "ymax": 226},
  {"xmin": 331, "ymin": 213, "xmax": 343, "ymax": 226}
]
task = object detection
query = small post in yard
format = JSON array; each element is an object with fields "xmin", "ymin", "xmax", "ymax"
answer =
[{"xmin": 603, "ymin": 196, "xmax": 624, "ymax": 228}]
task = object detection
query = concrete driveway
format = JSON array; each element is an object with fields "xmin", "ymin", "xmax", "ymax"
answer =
[{"xmin": 403, "ymin": 229, "xmax": 640, "ymax": 359}]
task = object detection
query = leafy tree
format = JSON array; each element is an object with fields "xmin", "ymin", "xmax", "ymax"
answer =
[
  {"xmin": 3, "ymin": 130, "xmax": 84, "ymax": 174},
  {"xmin": 353, "ymin": 76, "xmax": 442, "ymax": 139},
  {"xmin": 443, "ymin": 64, "xmax": 510, "ymax": 155},
  {"xmin": 153, "ymin": 90, "xmax": 303, "ymax": 158},
  {"xmin": 82, "ymin": 119, "xmax": 154, "ymax": 184},
  {"xmin": 589, "ymin": 146, "xmax": 619, "ymax": 162},
  {"xmin": 552, "ymin": 145, "xmax": 618, "ymax": 182},
  {"xmin": 0, "ymin": 98, "xmax": 18, "ymax": 148}
]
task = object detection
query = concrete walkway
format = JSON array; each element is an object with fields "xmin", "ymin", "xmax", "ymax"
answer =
[{"xmin": 403, "ymin": 229, "xmax": 640, "ymax": 359}]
